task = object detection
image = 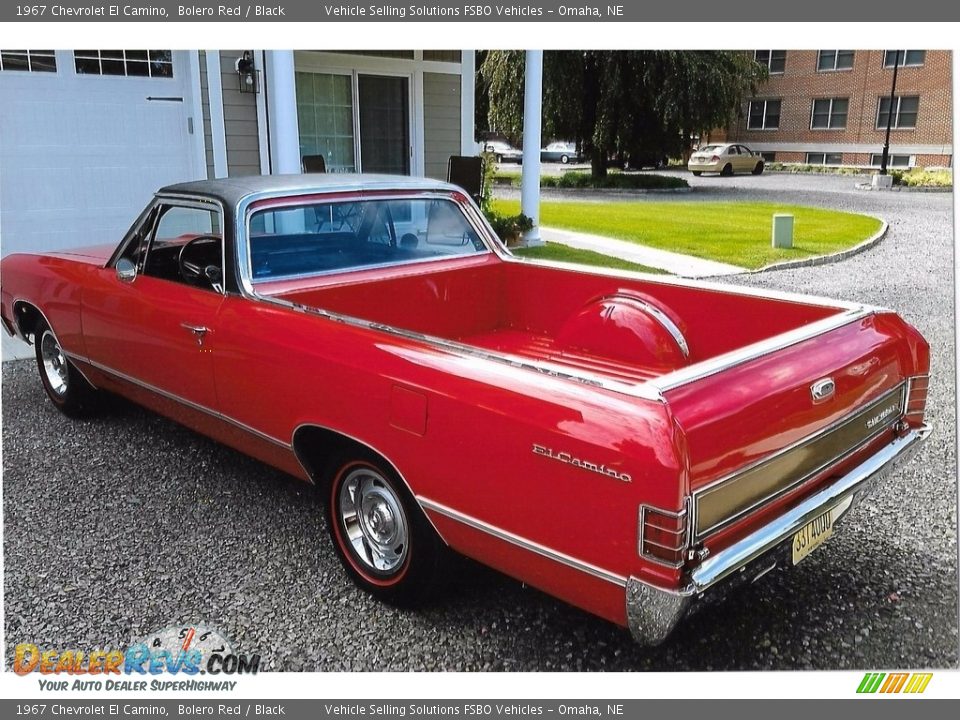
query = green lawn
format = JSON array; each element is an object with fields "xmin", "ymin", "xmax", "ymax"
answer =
[
  {"xmin": 493, "ymin": 200, "xmax": 882, "ymax": 269},
  {"xmin": 511, "ymin": 244, "xmax": 665, "ymax": 274}
]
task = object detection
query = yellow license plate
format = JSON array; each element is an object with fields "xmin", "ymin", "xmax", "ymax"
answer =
[{"xmin": 791, "ymin": 509, "xmax": 835, "ymax": 565}]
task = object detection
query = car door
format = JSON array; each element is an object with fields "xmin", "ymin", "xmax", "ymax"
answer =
[
  {"xmin": 81, "ymin": 198, "xmax": 225, "ymax": 412},
  {"xmin": 736, "ymin": 145, "xmax": 754, "ymax": 172}
]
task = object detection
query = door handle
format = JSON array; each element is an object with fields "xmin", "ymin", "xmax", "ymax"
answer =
[{"xmin": 180, "ymin": 322, "xmax": 211, "ymax": 346}]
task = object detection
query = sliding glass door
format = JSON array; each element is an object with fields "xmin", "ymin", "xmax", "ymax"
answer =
[{"xmin": 296, "ymin": 70, "xmax": 410, "ymax": 175}]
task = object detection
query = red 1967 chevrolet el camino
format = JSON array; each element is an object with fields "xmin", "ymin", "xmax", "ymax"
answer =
[{"xmin": 0, "ymin": 174, "xmax": 930, "ymax": 644}]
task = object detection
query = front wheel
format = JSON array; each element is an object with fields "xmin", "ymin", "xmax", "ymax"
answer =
[
  {"xmin": 34, "ymin": 319, "xmax": 97, "ymax": 416},
  {"xmin": 328, "ymin": 454, "xmax": 444, "ymax": 604},
  {"xmin": 752, "ymin": 162, "xmax": 765, "ymax": 175},
  {"xmin": 691, "ymin": 171, "xmax": 702, "ymax": 176}
]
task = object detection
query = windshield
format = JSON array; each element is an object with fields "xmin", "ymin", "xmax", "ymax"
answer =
[{"xmin": 248, "ymin": 197, "xmax": 488, "ymax": 281}]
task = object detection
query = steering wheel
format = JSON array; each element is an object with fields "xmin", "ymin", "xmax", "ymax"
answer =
[{"xmin": 178, "ymin": 235, "xmax": 221, "ymax": 287}]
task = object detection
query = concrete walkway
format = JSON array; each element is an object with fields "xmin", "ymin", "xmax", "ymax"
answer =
[
  {"xmin": 539, "ymin": 226, "xmax": 745, "ymax": 277},
  {"xmin": 2, "ymin": 333, "xmax": 31, "ymax": 361}
]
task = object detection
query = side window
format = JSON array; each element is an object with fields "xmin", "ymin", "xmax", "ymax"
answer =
[
  {"xmin": 142, "ymin": 205, "xmax": 223, "ymax": 290},
  {"xmin": 116, "ymin": 206, "xmax": 159, "ymax": 270}
]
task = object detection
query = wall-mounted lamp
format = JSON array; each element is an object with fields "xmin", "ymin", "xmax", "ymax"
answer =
[{"xmin": 235, "ymin": 51, "xmax": 259, "ymax": 94}]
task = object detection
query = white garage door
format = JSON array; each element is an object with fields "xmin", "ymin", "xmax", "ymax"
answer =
[{"xmin": 0, "ymin": 50, "xmax": 203, "ymax": 257}]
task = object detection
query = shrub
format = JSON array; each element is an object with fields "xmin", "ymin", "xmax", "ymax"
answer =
[
  {"xmin": 889, "ymin": 168, "xmax": 953, "ymax": 188},
  {"xmin": 483, "ymin": 210, "xmax": 533, "ymax": 246}
]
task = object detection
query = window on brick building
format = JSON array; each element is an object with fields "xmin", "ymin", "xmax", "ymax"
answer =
[
  {"xmin": 754, "ymin": 50, "xmax": 786, "ymax": 74},
  {"xmin": 760, "ymin": 152, "xmax": 776, "ymax": 162},
  {"xmin": 883, "ymin": 50, "xmax": 926, "ymax": 68},
  {"xmin": 870, "ymin": 153, "xmax": 913, "ymax": 168},
  {"xmin": 817, "ymin": 50, "xmax": 855, "ymax": 71},
  {"xmin": 747, "ymin": 99, "xmax": 781, "ymax": 130},
  {"xmin": 877, "ymin": 96, "xmax": 919, "ymax": 129},
  {"xmin": 806, "ymin": 153, "xmax": 843, "ymax": 166},
  {"xmin": 811, "ymin": 98, "xmax": 849, "ymax": 129}
]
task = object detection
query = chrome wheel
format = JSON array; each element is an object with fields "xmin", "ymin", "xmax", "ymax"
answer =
[
  {"xmin": 338, "ymin": 467, "xmax": 409, "ymax": 574},
  {"xmin": 40, "ymin": 330, "xmax": 68, "ymax": 397}
]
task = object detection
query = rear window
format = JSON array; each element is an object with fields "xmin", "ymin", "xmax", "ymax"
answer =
[
  {"xmin": 699, "ymin": 145, "xmax": 723, "ymax": 153},
  {"xmin": 248, "ymin": 197, "xmax": 487, "ymax": 281}
]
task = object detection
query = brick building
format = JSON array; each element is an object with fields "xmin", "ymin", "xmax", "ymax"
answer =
[{"xmin": 724, "ymin": 50, "xmax": 952, "ymax": 169}]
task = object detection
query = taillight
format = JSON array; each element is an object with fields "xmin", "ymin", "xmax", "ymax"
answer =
[
  {"xmin": 906, "ymin": 375, "xmax": 929, "ymax": 423},
  {"xmin": 639, "ymin": 504, "xmax": 689, "ymax": 567},
  {"xmin": 710, "ymin": 154, "xmax": 720, "ymax": 163}
]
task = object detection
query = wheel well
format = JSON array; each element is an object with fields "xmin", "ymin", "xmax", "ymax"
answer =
[
  {"xmin": 292, "ymin": 425, "xmax": 397, "ymax": 491},
  {"xmin": 12, "ymin": 301, "xmax": 43, "ymax": 343}
]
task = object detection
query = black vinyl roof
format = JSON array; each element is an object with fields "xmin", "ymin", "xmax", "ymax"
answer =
[{"xmin": 158, "ymin": 173, "xmax": 463, "ymax": 207}]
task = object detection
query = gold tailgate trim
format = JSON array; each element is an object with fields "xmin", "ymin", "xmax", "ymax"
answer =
[{"xmin": 693, "ymin": 383, "xmax": 906, "ymax": 539}]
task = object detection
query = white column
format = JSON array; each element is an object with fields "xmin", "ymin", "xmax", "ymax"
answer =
[
  {"xmin": 520, "ymin": 50, "xmax": 543, "ymax": 246},
  {"xmin": 460, "ymin": 50, "xmax": 476, "ymax": 156},
  {"xmin": 204, "ymin": 51, "xmax": 228, "ymax": 179},
  {"xmin": 265, "ymin": 50, "xmax": 301, "ymax": 175}
]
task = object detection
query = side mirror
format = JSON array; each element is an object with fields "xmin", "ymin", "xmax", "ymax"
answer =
[
  {"xmin": 116, "ymin": 258, "xmax": 137, "ymax": 283},
  {"xmin": 204, "ymin": 265, "xmax": 224, "ymax": 294}
]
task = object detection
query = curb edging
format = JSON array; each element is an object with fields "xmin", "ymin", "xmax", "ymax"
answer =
[{"xmin": 687, "ymin": 216, "xmax": 889, "ymax": 279}]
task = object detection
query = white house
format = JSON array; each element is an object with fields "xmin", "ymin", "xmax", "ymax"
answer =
[{"xmin": 0, "ymin": 49, "xmax": 477, "ymax": 257}]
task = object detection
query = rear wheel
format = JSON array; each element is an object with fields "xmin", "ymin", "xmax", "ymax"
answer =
[
  {"xmin": 721, "ymin": 163, "xmax": 733, "ymax": 177},
  {"xmin": 328, "ymin": 453, "xmax": 444, "ymax": 604},
  {"xmin": 560, "ymin": 154, "xmax": 569, "ymax": 164},
  {"xmin": 34, "ymin": 318, "xmax": 97, "ymax": 416},
  {"xmin": 752, "ymin": 162, "xmax": 765, "ymax": 175},
  {"xmin": 691, "ymin": 171, "xmax": 702, "ymax": 176}
]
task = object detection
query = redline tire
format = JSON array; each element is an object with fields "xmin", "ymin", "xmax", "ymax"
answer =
[{"xmin": 327, "ymin": 454, "xmax": 443, "ymax": 604}]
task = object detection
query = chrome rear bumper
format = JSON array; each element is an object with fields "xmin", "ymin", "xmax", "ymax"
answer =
[{"xmin": 626, "ymin": 423, "xmax": 931, "ymax": 645}]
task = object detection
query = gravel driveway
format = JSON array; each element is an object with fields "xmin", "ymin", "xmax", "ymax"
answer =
[{"xmin": 3, "ymin": 172, "xmax": 956, "ymax": 670}]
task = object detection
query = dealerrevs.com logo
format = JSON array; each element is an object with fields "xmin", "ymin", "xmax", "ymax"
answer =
[
  {"xmin": 14, "ymin": 625, "xmax": 259, "ymax": 691},
  {"xmin": 857, "ymin": 672, "xmax": 933, "ymax": 694}
]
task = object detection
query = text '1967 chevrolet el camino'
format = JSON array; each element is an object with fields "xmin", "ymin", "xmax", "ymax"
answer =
[{"xmin": 0, "ymin": 174, "xmax": 931, "ymax": 644}]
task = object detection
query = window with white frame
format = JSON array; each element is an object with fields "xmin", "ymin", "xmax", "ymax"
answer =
[
  {"xmin": 0, "ymin": 50, "xmax": 56, "ymax": 72},
  {"xmin": 877, "ymin": 96, "xmax": 919, "ymax": 129},
  {"xmin": 811, "ymin": 98, "xmax": 849, "ymax": 129},
  {"xmin": 74, "ymin": 50, "xmax": 173, "ymax": 78},
  {"xmin": 754, "ymin": 50, "xmax": 786, "ymax": 74},
  {"xmin": 747, "ymin": 99, "xmax": 781, "ymax": 130},
  {"xmin": 817, "ymin": 50, "xmax": 855, "ymax": 72},
  {"xmin": 806, "ymin": 153, "xmax": 843, "ymax": 166},
  {"xmin": 883, "ymin": 50, "xmax": 926, "ymax": 68},
  {"xmin": 870, "ymin": 153, "xmax": 912, "ymax": 168}
]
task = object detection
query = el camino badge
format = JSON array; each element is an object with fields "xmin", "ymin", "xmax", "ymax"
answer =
[
  {"xmin": 532, "ymin": 444, "xmax": 632, "ymax": 482},
  {"xmin": 810, "ymin": 377, "xmax": 836, "ymax": 403}
]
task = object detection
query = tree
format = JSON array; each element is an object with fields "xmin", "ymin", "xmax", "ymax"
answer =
[{"xmin": 482, "ymin": 51, "xmax": 767, "ymax": 178}]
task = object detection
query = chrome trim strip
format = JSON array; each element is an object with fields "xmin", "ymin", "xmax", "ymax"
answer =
[
  {"xmin": 418, "ymin": 497, "xmax": 628, "ymax": 587},
  {"xmin": 652, "ymin": 307, "xmax": 874, "ymax": 393},
  {"xmin": 604, "ymin": 294, "xmax": 689, "ymax": 359},
  {"xmin": 692, "ymin": 382, "xmax": 907, "ymax": 539},
  {"xmin": 70, "ymin": 354, "xmax": 291, "ymax": 450},
  {"xmin": 690, "ymin": 423, "xmax": 930, "ymax": 592}
]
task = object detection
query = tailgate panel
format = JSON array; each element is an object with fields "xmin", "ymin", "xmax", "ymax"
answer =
[
  {"xmin": 665, "ymin": 314, "xmax": 909, "ymax": 515},
  {"xmin": 692, "ymin": 383, "xmax": 905, "ymax": 539}
]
